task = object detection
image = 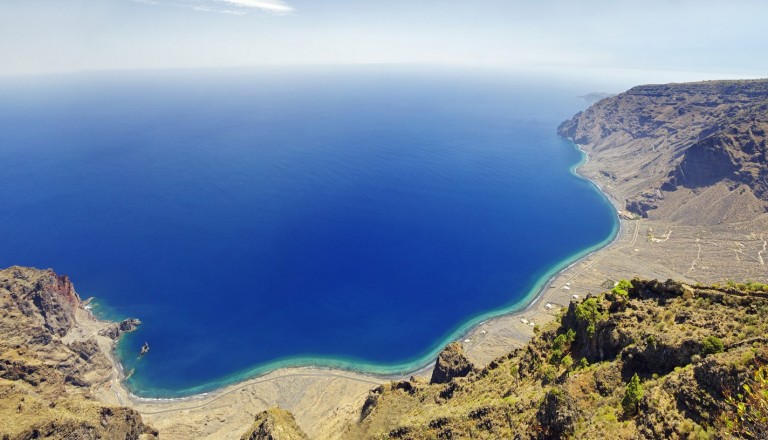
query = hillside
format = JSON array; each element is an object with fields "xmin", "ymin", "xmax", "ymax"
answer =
[
  {"xmin": 558, "ymin": 79, "xmax": 768, "ymax": 223},
  {"xmin": 0, "ymin": 266, "xmax": 157, "ymax": 440},
  {"xmin": 341, "ymin": 279, "xmax": 768, "ymax": 439},
  {"xmin": 552, "ymin": 79, "xmax": 768, "ymax": 287}
]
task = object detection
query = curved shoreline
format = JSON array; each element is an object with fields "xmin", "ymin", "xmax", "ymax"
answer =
[{"xmin": 103, "ymin": 137, "xmax": 622, "ymax": 402}]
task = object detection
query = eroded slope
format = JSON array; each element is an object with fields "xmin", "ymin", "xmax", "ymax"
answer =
[
  {"xmin": 343, "ymin": 280, "xmax": 768, "ymax": 439},
  {"xmin": 0, "ymin": 266, "xmax": 157, "ymax": 440},
  {"xmin": 558, "ymin": 79, "xmax": 768, "ymax": 223}
]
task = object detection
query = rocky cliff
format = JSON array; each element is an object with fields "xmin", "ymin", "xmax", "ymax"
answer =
[
  {"xmin": 342, "ymin": 279, "xmax": 768, "ymax": 439},
  {"xmin": 558, "ymin": 79, "xmax": 768, "ymax": 223},
  {"xmin": 429, "ymin": 341, "xmax": 476, "ymax": 385},
  {"xmin": 0, "ymin": 266, "xmax": 157, "ymax": 440}
]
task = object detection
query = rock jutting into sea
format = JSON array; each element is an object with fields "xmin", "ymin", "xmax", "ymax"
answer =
[{"xmin": 0, "ymin": 266, "xmax": 157, "ymax": 439}]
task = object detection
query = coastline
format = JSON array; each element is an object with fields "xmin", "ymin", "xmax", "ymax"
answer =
[
  {"xmin": 84, "ymin": 137, "xmax": 641, "ymax": 438},
  {"xmin": 105, "ymin": 138, "xmax": 619, "ymax": 399},
  {"xmin": 94, "ymin": 123, "xmax": 768, "ymax": 437},
  {"xmin": 68, "ymin": 82, "xmax": 768, "ymax": 438}
]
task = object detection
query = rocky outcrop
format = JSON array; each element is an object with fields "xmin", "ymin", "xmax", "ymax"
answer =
[
  {"xmin": 0, "ymin": 266, "xmax": 156, "ymax": 440},
  {"xmin": 241, "ymin": 407, "xmax": 309, "ymax": 440},
  {"xmin": 558, "ymin": 79, "xmax": 768, "ymax": 221},
  {"xmin": 535, "ymin": 389, "xmax": 579, "ymax": 439},
  {"xmin": 360, "ymin": 385, "xmax": 385, "ymax": 421},
  {"xmin": 99, "ymin": 318, "xmax": 142, "ymax": 340},
  {"xmin": 3, "ymin": 267, "xmax": 79, "ymax": 337},
  {"xmin": 139, "ymin": 341, "xmax": 150, "ymax": 357},
  {"xmin": 561, "ymin": 279, "xmax": 738, "ymax": 377},
  {"xmin": 429, "ymin": 342, "xmax": 475, "ymax": 384}
]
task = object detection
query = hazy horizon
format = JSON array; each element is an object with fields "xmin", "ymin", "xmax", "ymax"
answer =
[{"xmin": 2, "ymin": 0, "xmax": 767, "ymax": 88}]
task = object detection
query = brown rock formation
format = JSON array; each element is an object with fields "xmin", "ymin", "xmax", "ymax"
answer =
[
  {"xmin": 99, "ymin": 318, "xmax": 142, "ymax": 340},
  {"xmin": 429, "ymin": 341, "xmax": 476, "ymax": 385},
  {"xmin": 8, "ymin": 267, "xmax": 79, "ymax": 337},
  {"xmin": 241, "ymin": 407, "xmax": 309, "ymax": 440},
  {"xmin": 0, "ymin": 266, "xmax": 156, "ymax": 440}
]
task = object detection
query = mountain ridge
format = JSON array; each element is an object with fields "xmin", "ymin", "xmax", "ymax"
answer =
[{"xmin": 558, "ymin": 79, "xmax": 768, "ymax": 222}]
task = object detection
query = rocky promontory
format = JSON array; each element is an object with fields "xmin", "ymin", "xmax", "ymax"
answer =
[
  {"xmin": 0, "ymin": 266, "xmax": 157, "ymax": 439},
  {"xmin": 429, "ymin": 341, "xmax": 476, "ymax": 385}
]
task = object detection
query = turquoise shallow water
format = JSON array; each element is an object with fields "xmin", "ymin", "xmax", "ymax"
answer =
[{"xmin": 0, "ymin": 68, "xmax": 616, "ymax": 397}]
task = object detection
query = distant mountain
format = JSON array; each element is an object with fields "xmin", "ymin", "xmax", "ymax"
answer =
[
  {"xmin": 578, "ymin": 92, "xmax": 616, "ymax": 105},
  {"xmin": 559, "ymin": 79, "xmax": 768, "ymax": 223}
]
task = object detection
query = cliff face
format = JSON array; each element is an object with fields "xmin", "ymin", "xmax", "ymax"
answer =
[
  {"xmin": 558, "ymin": 80, "xmax": 768, "ymax": 222},
  {"xmin": 343, "ymin": 280, "xmax": 768, "ymax": 439},
  {"xmin": 14, "ymin": 269, "xmax": 79, "ymax": 337},
  {"xmin": 0, "ymin": 266, "xmax": 157, "ymax": 440},
  {"xmin": 429, "ymin": 341, "xmax": 476, "ymax": 385}
]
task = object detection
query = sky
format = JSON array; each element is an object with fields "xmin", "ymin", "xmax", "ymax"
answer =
[{"xmin": 1, "ymin": 0, "xmax": 767, "ymax": 85}]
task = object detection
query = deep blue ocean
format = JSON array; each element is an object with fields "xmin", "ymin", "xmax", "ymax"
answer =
[{"xmin": 0, "ymin": 68, "xmax": 616, "ymax": 397}]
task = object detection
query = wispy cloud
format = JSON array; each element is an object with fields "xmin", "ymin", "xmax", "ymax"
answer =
[
  {"xmin": 213, "ymin": 0, "xmax": 293, "ymax": 13},
  {"xmin": 192, "ymin": 5, "xmax": 248, "ymax": 15},
  {"xmin": 131, "ymin": 0, "xmax": 293, "ymax": 15}
]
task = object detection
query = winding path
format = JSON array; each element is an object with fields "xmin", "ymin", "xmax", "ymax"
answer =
[{"xmin": 688, "ymin": 241, "xmax": 702, "ymax": 273}]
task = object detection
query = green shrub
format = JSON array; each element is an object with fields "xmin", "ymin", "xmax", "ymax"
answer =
[
  {"xmin": 575, "ymin": 297, "xmax": 605, "ymax": 337},
  {"xmin": 622, "ymin": 373, "xmax": 644, "ymax": 416},
  {"xmin": 542, "ymin": 365, "xmax": 557, "ymax": 384},
  {"xmin": 510, "ymin": 364, "xmax": 520, "ymax": 387},
  {"xmin": 561, "ymin": 355, "xmax": 574, "ymax": 370},
  {"xmin": 701, "ymin": 336, "xmax": 725, "ymax": 356},
  {"xmin": 724, "ymin": 365, "xmax": 768, "ymax": 438},
  {"xmin": 552, "ymin": 334, "xmax": 567, "ymax": 351},
  {"xmin": 550, "ymin": 329, "xmax": 579, "ymax": 366},
  {"xmin": 745, "ymin": 281, "xmax": 768, "ymax": 292},
  {"xmin": 612, "ymin": 279, "xmax": 632, "ymax": 297}
]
